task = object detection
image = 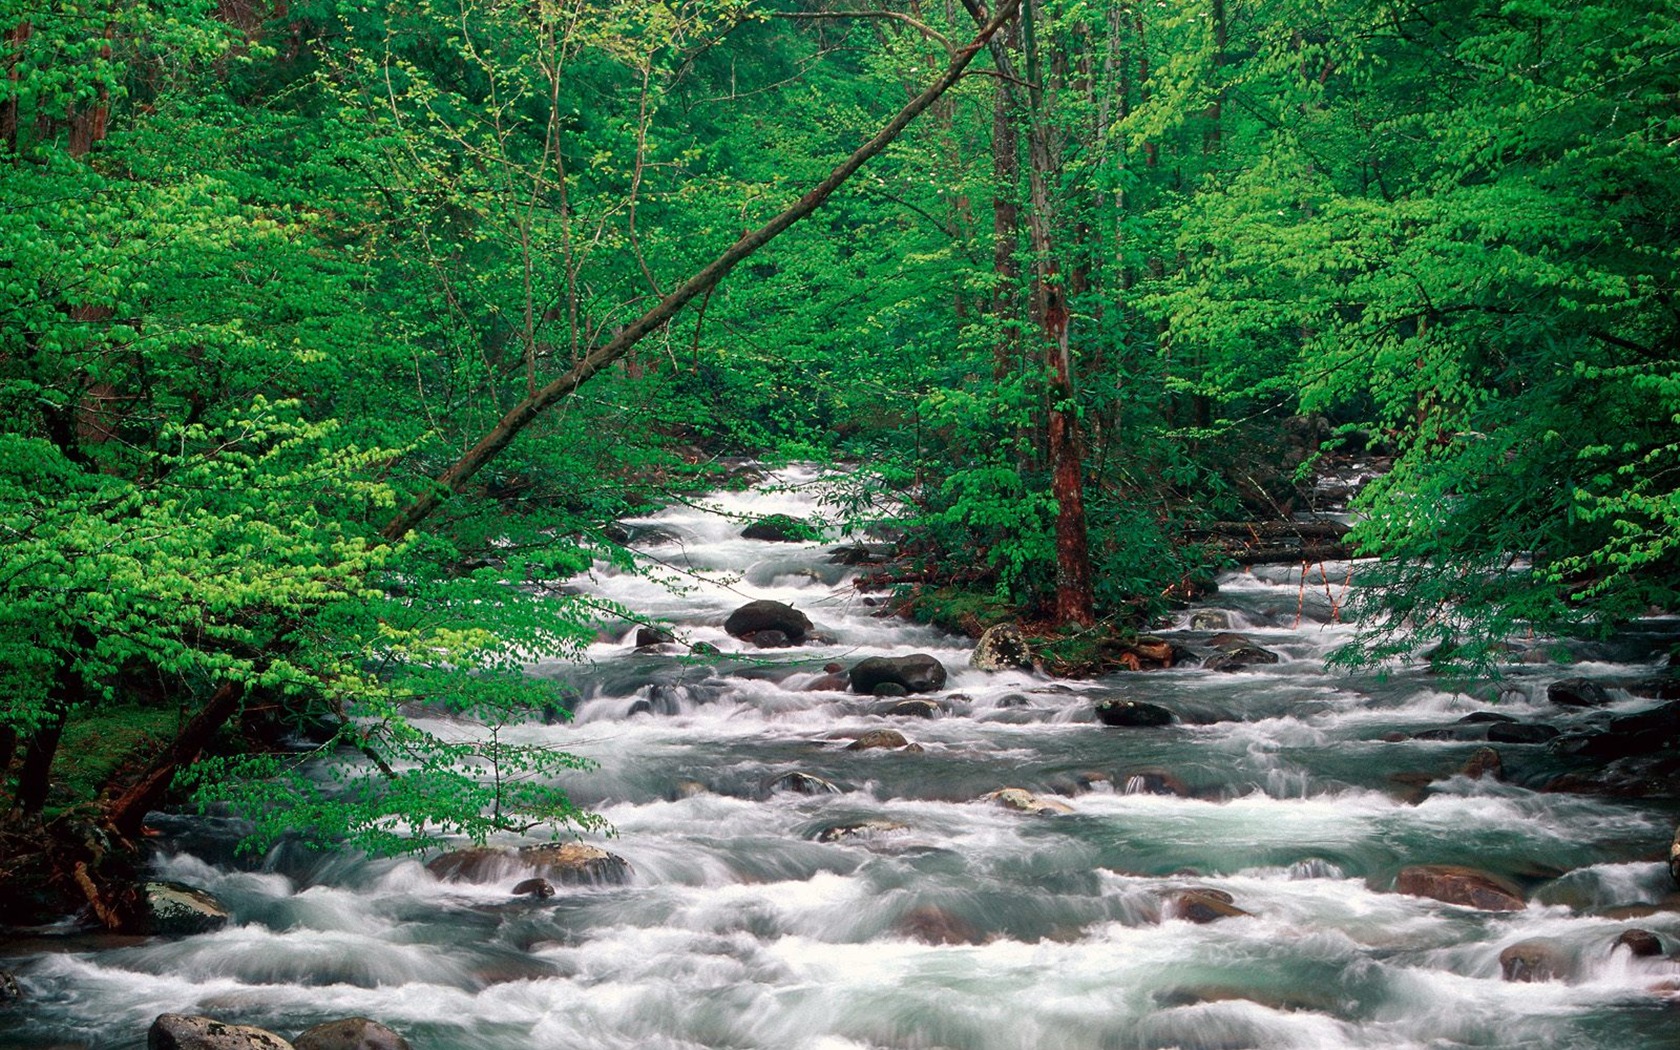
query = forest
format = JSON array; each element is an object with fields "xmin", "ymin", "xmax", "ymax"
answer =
[{"xmin": 3, "ymin": 0, "xmax": 1680, "ymax": 1043}]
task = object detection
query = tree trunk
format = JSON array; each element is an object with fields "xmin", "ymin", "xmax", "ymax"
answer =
[
  {"xmin": 102, "ymin": 680, "xmax": 246, "ymax": 841},
  {"xmin": 1, "ymin": 21, "xmax": 30, "ymax": 152},
  {"xmin": 989, "ymin": 17, "xmax": 1020, "ymax": 377},
  {"xmin": 379, "ymin": 0, "xmax": 1023, "ymax": 542}
]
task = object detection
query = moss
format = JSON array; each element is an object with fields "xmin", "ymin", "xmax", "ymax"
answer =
[
  {"xmin": 44, "ymin": 704, "xmax": 180, "ymax": 818},
  {"xmin": 897, "ymin": 586, "xmax": 1015, "ymax": 638}
]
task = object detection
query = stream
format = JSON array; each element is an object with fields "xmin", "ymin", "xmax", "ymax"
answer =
[{"xmin": 4, "ymin": 464, "xmax": 1680, "ymax": 1049}]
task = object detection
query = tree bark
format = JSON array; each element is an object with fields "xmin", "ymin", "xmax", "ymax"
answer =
[
  {"xmin": 102, "ymin": 680, "xmax": 246, "ymax": 840},
  {"xmin": 380, "ymin": 0, "xmax": 1023, "ymax": 542}
]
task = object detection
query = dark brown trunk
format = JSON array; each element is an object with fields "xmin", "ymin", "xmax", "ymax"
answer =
[
  {"xmin": 1, "ymin": 20, "xmax": 30, "ymax": 152},
  {"xmin": 102, "ymin": 680, "xmax": 246, "ymax": 840},
  {"xmin": 15, "ymin": 709, "xmax": 66, "ymax": 818},
  {"xmin": 1044, "ymin": 280, "xmax": 1095, "ymax": 625},
  {"xmin": 989, "ymin": 20, "xmax": 1020, "ymax": 377},
  {"xmin": 380, "ymin": 0, "xmax": 1023, "ymax": 542}
]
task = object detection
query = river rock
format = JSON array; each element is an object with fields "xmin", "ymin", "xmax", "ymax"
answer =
[
  {"xmin": 1394, "ymin": 865, "xmax": 1526, "ymax": 911},
  {"xmin": 517, "ymin": 843, "xmax": 631, "ymax": 885},
  {"xmin": 846, "ymin": 729, "xmax": 912, "ymax": 751},
  {"xmin": 741, "ymin": 514, "xmax": 813, "ymax": 542},
  {"xmin": 1168, "ymin": 889, "xmax": 1253, "ymax": 924},
  {"xmin": 0, "ymin": 969, "xmax": 20, "ymax": 1002},
  {"xmin": 1094, "ymin": 700, "xmax": 1174, "ymax": 727},
  {"xmin": 971, "ymin": 624, "xmax": 1033, "ymax": 672},
  {"xmin": 1670, "ymin": 824, "xmax": 1680, "ymax": 887},
  {"xmin": 768, "ymin": 771, "xmax": 841, "ymax": 795},
  {"xmin": 148, "ymin": 1014, "xmax": 292, "ymax": 1050},
  {"xmin": 849, "ymin": 654, "xmax": 947, "ymax": 695},
  {"xmin": 1548, "ymin": 676, "xmax": 1613, "ymax": 707},
  {"xmin": 752, "ymin": 629, "xmax": 792, "ymax": 649},
  {"xmin": 879, "ymin": 698, "xmax": 942, "ymax": 718},
  {"xmin": 292, "ymin": 1018, "xmax": 411, "ymax": 1050},
  {"xmin": 1458, "ymin": 711, "xmax": 1518, "ymax": 724},
  {"xmin": 1123, "ymin": 769, "xmax": 1192, "ymax": 797},
  {"xmin": 805, "ymin": 672, "xmax": 850, "ymax": 691},
  {"xmin": 511, "ymin": 878, "xmax": 555, "ymax": 899},
  {"xmin": 1188, "ymin": 610, "xmax": 1232, "ymax": 630},
  {"xmin": 1486, "ymin": 722, "xmax": 1559, "ymax": 744},
  {"xmin": 1461, "ymin": 747, "xmax": 1504, "ymax": 781},
  {"xmin": 897, "ymin": 905, "xmax": 984, "ymax": 945},
  {"xmin": 984, "ymin": 787, "xmax": 1073, "ymax": 816},
  {"xmin": 1201, "ymin": 633, "xmax": 1281, "ymax": 672},
  {"xmin": 1574, "ymin": 701, "xmax": 1680, "ymax": 760},
  {"xmin": 1499, "ymin": 938, "xmax": 1570, "ymax": 982},
  {"xmin": 723, "ymin": 600, "xmax": 812, "ymax": 644},
  {"xmin": 872, "ymin": 681, "xmax": 909, "ymax": 697},
  {"xmin": 689, "ymin": 641, "xmax": 721, "ymax": 656},
  {"xmin": 143, "ymin": 881, "xmax": 230, "ymax": 936},
  {"xmin": 1614, "ymin": 929, "xmax": 1664, "ymax": 958},
  {"xmin": 634, "ymin": 625, "xmax": 675, "ymax": 647},
  {"xmin": 816, "ymin": 819, "xmax": 910, "ymax": 843}
]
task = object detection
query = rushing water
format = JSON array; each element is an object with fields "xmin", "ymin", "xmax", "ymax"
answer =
[{"xmin": 5, "ymin": 465, "xmax": 1680, "ymax": 1049}]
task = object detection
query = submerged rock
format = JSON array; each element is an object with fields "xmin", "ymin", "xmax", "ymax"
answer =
[
  {"xmin": 984, "ymin": 787, "xmax": 1074, "ymax": 816},
  {"xmin": 815, "ymin": 819, "xmax": 910, "ymax": 843},
  {"xmin": 292, "ymin": 1019, "xmax": 411, "ymax": 1050},
  {"xmin": 1123, "ymin": 769, "xmax": 1193, "ymax": 797},
  {"xmin": 511, "ymin": 878, "xmax": 555, "ymax": 899},
  {"xmin": 879, "ymin": 698, "xmax": 942, "ymax": 719},
  {"xmin": 634, "ymin": 625, "xmax": 675, "ymax": 647},
  {"xmin": 1671, "ymin": 824, "xmax": 1680, "ymax": 887},
  {"xmin": 849, "ymin": 654, "xmax": 947, "ymax": 695},
  {"xmin": 970, "ymin": 623, "xmax": 1033, "ymax": 672},
  {"xmin": 1394, "ymin": 865, "xmax": 1525, "ymax": 911},
  {"xmin": 0, "ymin": 969, "xmax": 20, "ymax": 1002},
  {"xmin": 768, "ymin": 771, "xmax": 841, "ymax": 795},
  {"xmin": 1548, "ymin": 676, "xmax": 1613, "ymax": 707},
  {"xmin": 148, "ymin": 1014, "xmax": 292, "ymax": 1050},
  {"xmin": 1499, "ymin": 938, "xmax": 1570, "ymax": 982},
  {"xmin": 1167, "ymin": 889, "xmax": 1253, "ymax": 924},
  {"xmin": 1614, "ymin": 929, "xmax": 1664, "ymax": 958},
  {"xmin": 142, "ymin": 881, "xmax": 230, "ymax": 936},
  {"xmin": 846, "ymin": 729, "xmax": 913, "ymax": 751},
  {"xmin": 723, "ymin": 600, "xmax": 812, "ymax": 644},
  {"xmin": 427, "ymin": 844, "xmax": 631, "ymax": 887},
  {"xmin": 751, "ymin": 629, "xmax": 793, "ymax": 649},
  {"xmin": 1201, "ymin": 633, "xmax": 1281, "ymax": 672},
  {"xmin": 1094, "ymin": 700, "xmax": 1174, "ymax": 727},
  {"xmin": 1460, "ymin": 747, "xmax": 1504, "ymax": 781},
  {"xmin": 896, "ymin": 905, "xmax": 984, "ymax": 945},
  {"xmin": 1486, "ymin": 722, "xmax": 1559, "ymax": 744}
]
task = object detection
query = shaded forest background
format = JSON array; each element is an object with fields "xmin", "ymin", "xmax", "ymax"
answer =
[{"xmin": 2, "ymin": 0, "xmax": 1677, "ymax": 926}]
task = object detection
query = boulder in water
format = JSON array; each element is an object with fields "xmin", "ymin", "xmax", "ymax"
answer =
[
  {"xmin": 1394, "ymin": 865, "xmax": 1525, "ymax": 911},
  {"xmin": 1486, "ymin": 721, "xmax": 1559, "ymax": 744},
  {"xmin": 148, "ymin": 1014, "xmax": 292, "ymax": 1050},
  {"xmin": 871, "ymin": 681, "xmax": 909, "ymax": 697},
  {"xmin": 752, "ymin": 629, "xmax": 792, "ymax": 649},
  {"xmin": 879, "ymin": 698, "xmax": 942, "ymax": 718},
  {"xmin": 846, "ymin": 729, "xmax": 913, "ymax": 751},
  {"xmin": 815, "ymin": 819, "xmax": 910, "ymax": 843},
  {"xmin": 1188, "ymin": 610, "xmax": 1232, "ymax": 631},
  {"xmin": 1461, "ymin": 747, "xmax": 1504, "ymax": 781},
  {"xmin": 970, "ymin": 624, "xmax": 1033, "ymax": 672},
  {"xmin": 1548, "ymin": 676, "xmax": 1613, "ymax": 707},
  {"xmin": 1094, "ymin": 700, "xmax": 1174, "ymax": 727},
  {"xmin": 1499, "ymin": 939, "xmax": 1570, "ymax": 982},
  {"xmin": 689, "ymin": 641, "xmax": 721, "ymax": 656},
  {"xmin": 741, "ymin": 514, "xmax": 815, "ymax": 542},
  {"xmin": 518, "ymin": 843, "xmax": 631, "ymax": 886},
  {"xmin": 1614, "ymin": 929, "xmax": 1664, "ymax": 958},
  {"xmin": 1670, "ymin": 824, "xmax": 1680, "ymax": 888},
  {"xmin": 1123, "ymin": 769, "xmax": 1192, "ymax": 797},
  {"xmin": 634, "ymin": 625, "xmax": 675, "ymax": 647},
  {"xmin": 768, "ymin": 771, "xmax": 841, "ymax": 795},
  {"xmin": 0, "ymin": 969, "xmax": 20, "ymax": 1002},
  {"xmin": 292, "ymin": 1019, "xmax": 411, "ymax": 1050},
  {"xmin": 805, "ymin": 672, "xmax": 850, "ymax": 691},
  {"xmin": 1168, "ymin": 889, "xmax": 1253, "ymax": 924},
  {"xmin": 512, "ymin": 878, "xmax": 555, "ymax": 899},
  {"xmin": 849, "ymin": 654, "xmax": 947, "ymax": 695},
  {"xmin": 143, "ymin": 881, "xmax": 230, "ymax": 936},
  {"xmin": 1201, "ymin": 634, "xmax": 1281, "ymax": 672},
  {"xmin": 984, "ymin": 787, "xmax": 1073, "ymax": 816},
  {"xmin": 723, "ymin": 600, "xmax": 812, "ymax": 644},
  {"xmin": 896, "ymin": 905, "xmax": 984, "ymax": 945}
]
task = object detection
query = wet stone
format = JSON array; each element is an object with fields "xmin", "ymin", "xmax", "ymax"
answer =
[
  {"xmin": 1461, "ymin": 747, "xmax": 1504, "ymax": 781},
  {"xmin": 1549, "ymin": 676, "xmax": 1613, "ymax": 707},
  {"xmin": 1094, "ymin": 700, "xmax": 1174, "ymax": 727},
  {"xmin": 871, "ymin": 681, "xmax": 909, "ymax": 697},
  {"xmin": 752, "ymin": 629, "xmax": 792, "ymax": 649},
  {"xmin": 1167, "ymin": 889, "xmax": 1252, "ymax": 924},
  {"xmin": 142, "ymin": 881, "xmax": 230, "ymax": 936},
  {"xmin": 879, "ymin": 698, "xmax": 942, "ymax": 718},
  {"xmin": 1394, "ymin": 865, "xmax": 1526, "ymax": 911},
  {"xmin": 970, "ymin": 623, "xmax": 1034, "ymax": 672},
  {"xmin": 511, "ymin": 878, "xmax": 555, "ymax": 899},
  {"xmin": 1499, "ymin": 939, "xmax": 1570, "ymax": 982},
  {"xmin": 984, "ymin": 787, "xmax": 1074, "ymax": 816},
  {"xmin": 846, "ymin": 729, "xmax": 912, "ymax": 751},
  {"xmin": 1614, "ymin": 929, "xmax": 1664, "ymax": 958},
  {"xmin": 849, "ymin": 654, "xmax": 947, "ymax": 695},
  {"xmin": 723, "ymin": 600, "xmax": 812, "ymax": 644},
  {"xmin": 896, "ymin": 905, "xmax": 984, "ymax": 946},
  {"xmin": 1123, "ymin": 769, "xmax": 1192, "ymax": 797},
  {"xmin": 768, "ymin": 771, "xmax": 841, "ymax": 795},
  {"xmin": 634, "ymin": 625, "xmax": 675, "ymax": 647},
  {"xmin": 148, "ymin": 1014, "xmax": 292, "ymax": 1050},
  {"xmin": 292, "ymin": 1018, "xmax": 412, "ymax": 1050},
  {"xmin": 815, "ymin": 819, "xmax": 910, "ymax": 843},
  {"xmin": 1458, "ymin": 711, "xmax": 1518, "ymax": 724},
  {"xmin": 0, "ymin": 969, "xmax": 20, "ymax": 1002},
  {"xmin": 1486, "ymin": 722, "xmax": 1559, "ymax": 744}
]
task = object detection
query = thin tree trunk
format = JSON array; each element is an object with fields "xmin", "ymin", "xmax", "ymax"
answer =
[
  {"xmin": 989, "ymin": 17, "xmax": 1020, "ymax": 377},
  {"xmin": 380, "ymin": 0, "xmax": 1023, "ymax": 542},
  {"xmin": 103, "ymin": 680, "xmax": 246, "ymax": 840},
  {"xmin": 1, "ymin": 21, "xmax": 30, "ymax": 152}
]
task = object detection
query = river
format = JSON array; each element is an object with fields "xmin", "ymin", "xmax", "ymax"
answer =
[{"xmin": 3, "ymin": 464, "xmax": 1678, "ymax": 1049}]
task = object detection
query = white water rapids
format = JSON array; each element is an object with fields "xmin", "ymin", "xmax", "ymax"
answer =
[{"xmin": 4, "ymin": 464, "xmax": 1679, "ymax": 1049}]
